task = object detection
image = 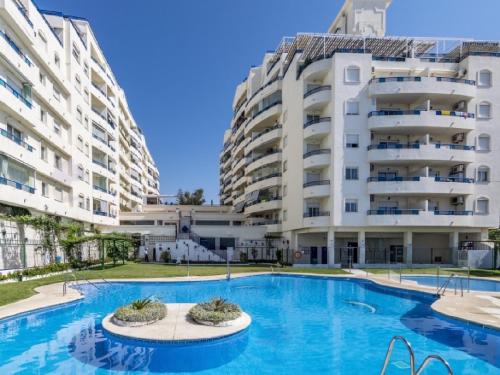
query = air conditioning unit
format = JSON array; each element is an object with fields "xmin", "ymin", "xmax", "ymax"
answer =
[
  {"xmin": 451, "ymin": 196, "xmax": 464, "ymax": 205},
  {"xmin": 452, "ymin": 133, "xmax": 465, "ymax": 143}
]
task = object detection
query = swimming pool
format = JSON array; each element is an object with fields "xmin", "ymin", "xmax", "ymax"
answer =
[
  {"xmin": 402, "ymin": 275, "xmax": 500, "ymax": 292},
  {"xmin": 0, "ymin": 275, "xmax": 498, "ymax": 374}
]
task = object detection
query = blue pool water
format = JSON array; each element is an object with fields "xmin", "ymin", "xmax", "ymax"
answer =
[
  {"xmin": 402, "ymin": 275, "xmax": 500, "ymax": 292},
  {"xmin": 0, "ymin": 275, "xmax": 499, "ymax": 374}
]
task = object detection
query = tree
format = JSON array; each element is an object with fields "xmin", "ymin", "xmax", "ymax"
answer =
[{"xmin": 176, "ymin": 188, "xmax": 205, "ymax": 205}]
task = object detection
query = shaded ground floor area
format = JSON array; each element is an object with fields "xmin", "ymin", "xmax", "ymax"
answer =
[{"xmin": 288, "ymin": 229, "xmax": 496, "ymax": 268}]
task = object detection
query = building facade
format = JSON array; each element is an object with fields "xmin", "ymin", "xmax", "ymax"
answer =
[
  {"xmin": 0, "ymin": 0, "xmax": 159, "ymax": 229},
  {"xmin": 220, "ymin": 0, "xmax": 499, "ymax": 267}
]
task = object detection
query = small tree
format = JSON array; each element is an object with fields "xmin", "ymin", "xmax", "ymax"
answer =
[
  {"xmin": 176, "ymin": 188, "xmax": 206, "ymax": 205},
  {"xmin": 251, "ymin": 248, "xmax": 258, "ymax": 261}
]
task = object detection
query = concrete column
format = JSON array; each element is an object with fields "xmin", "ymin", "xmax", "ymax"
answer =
[
  {"xmin": 404, "ymin": 231, "xmax": 413, "ymax": 265},
  {"xmin": 327, "ymin": 229, "xmax": 336, "ymax": 266},
  {"xmin": 358, "ymin": 231, "xmax": 366, "ymax": 265},
  {"xmin": 449, "ymin": 231, "xmax": 459, "ymax": 265},
  {"xmin": 480, "ymin": 229, "xmax": 489, "ymax": 241},
  {"xmin": 290, "ymin": 231, "xmax": 298, "ymax": 252}
]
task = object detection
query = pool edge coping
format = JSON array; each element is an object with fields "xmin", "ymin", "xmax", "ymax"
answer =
[{"xmin": 0, "ymin": 271, "xmax": 498, "ymax": 331}]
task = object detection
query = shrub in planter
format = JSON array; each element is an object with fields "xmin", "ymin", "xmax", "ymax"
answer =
[
  {"xmin": 160, "ymin": 251, "xmax": 171, "ymax": 263},
  {"xmin": 189, "ymin": 297, "xmax": 242, "ymax": 325},
  {"xmin": 113, "ymin": 298, "xmax": 166, "ymax": 326}
]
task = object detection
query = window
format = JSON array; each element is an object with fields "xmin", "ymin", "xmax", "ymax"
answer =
[
  {"xmin": 283, "ymin": 160, "xmax": 288, "ymax": 172},
  {"xmin": 478, "ymin": 102, "xmax": 491, "ymax": 118},
  {"xmin": 83, "ymin": 62, "xmax": 89, "ymax": 76},
  {"xmin": 41, "ymin": 182, "xmax": 48, "ymax": 197},
  {"xmin": 477, "ymin": 166, "xmax": 489, "ymax": 182},
  {"xmin": 54, "ymin": 53, "xmax": 60, "ymax": 68},
  {"xmin": 346, "ymin": 134, "xmax": 359, "ymax": 148},
  {"xmin": 84, "ymin": 116, "xmax": 89, "ymax": 129},
  {"xmin": 283, "ymin": 184, "xmax": 287, "ymax": 197},
  {"xmin": 346, "ymin": 100, "xmax": 359, "ymax": 115},
  {"xmin": 345, "ymin": 167, "xmax": 359, "ymax": 180},
  {"xmin": 74, "ymin": 74, "xmax": 81, "ymax": 92},
  {"xmin": 345, "ymin": 199, "xmax": 358, "ymax": 213},
  {"xmin": 86, "ymin": 197, "xmax": 90, "ymax": 210},
  {"xmin": 54, "ymin": 187, "xmax": 63, "ymax": 202},
  {"xmin": 39, "ymin": 72, "xmax": 46, "ymax": 86},
  {"xmin": 40, "ymin": 109, "xmax": 47, "ymax": 124},
  {"xmin": 84, "ymin": 170, "xmax": 90, "ymax": 183},
  {"xmin": 478, "ymin": 70, "xmax": 492, "ymax": 87},
  {"xmin": 53, "ymin": 86, "xmax": 60, "ymax": 101},
  {"xmin": 283, "ymin": 135, "xmax": 288, "ymax": 148},
  {"xmin": 40, "ymin": 145, "xmax": 47, "ymax": 161},
  {"xmin": 77, "ymin": 165, "xmax": 84, "ymax": 180},
  {"xmin": 78, "ymin": 194, "xmax": 84, "ymax": 209},
  {"xmin": 283, "ymin": 210, "xmax": 287, "ymax": 221},
  {"xmin": 83, "ymin": 88, "xmax": 89, "ymax": 104},
  {"xmin": 72, "ymin": 43, "xmax": 80, "ymax": 63},
  {"xmin": 477, "ymin": 134, "xmax": 490, "ymax": 151},
  {"xmin": 476, "ymin": 198, "xmax": 489, "ymax": 214},
  {"xmin": 77, "ymin": 136, "xmax": 84, "ymax": 151},
  {"xmin": 345, "ymin": 66, "xmax": 360, "ymax": 83},
  {"xmin": 76, "ymin": 106, "xmax": 83, "ymax": 123},
  {"xmin": 54, "ymin": 154, "xmax": 62, "ymax": 170},
  {"xmin": 84, "ymin": 143, "xmax": 89, "ymax": 156},
  {"xmin": 53, "ymin": 120, "xmax": 61, "ymax": 135}
]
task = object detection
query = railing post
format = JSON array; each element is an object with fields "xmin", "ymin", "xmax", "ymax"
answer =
[{"xmin": 436, "ymin": 266, "xmax": 440, "ymax": 294}]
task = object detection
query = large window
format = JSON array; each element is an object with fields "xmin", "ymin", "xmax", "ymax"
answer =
[
  {"xmin": 345, "ymin": 66, "xmax": 360, "ymax": 83},
  {"xmin": 346, "ymin": 134, "xmax": 359, "ymax": 148},
  {"xmin": 477, "ymin": 166, "xmax": 490, "ymax": 182},
  {"xmin": 200, "ymin": 237, "xmax": 216, "ymax": 250},
  {"xmin": 478, "ymin": 70, "xmax": 492, "ymax": 87},
  {"xmin": 345, "ymin": 199, "xmax": 358, "ymax": 213},
  {"xmin": 220, "ymin": 237, "xmax": 235, "ymax": 250},
  {"xmin": 478, "ymin": 102, "xmax": 491, "ymax": 118},
  {"xmin": 346, "ymin": 100, "xmax": 359, "ymax": 115},
  {"xmin": 476, "ymin": 198, "xmax": 489, "ymax": 214},
  {"xmin": 345, "ymin": 167, "xmax": 359, "ymax": 180},
  {"xmin": 477, "ymin": 134, "xmax": 490, "ymax": 151}
]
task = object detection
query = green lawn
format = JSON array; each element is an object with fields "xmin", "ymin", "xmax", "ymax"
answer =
[
  {"xmin": 366, "ymin": 267, "xmax": 500, "ymax": 278},
  {"xmin": 0, "ymin": 263, "xmax": 347, "ymax": 307}
]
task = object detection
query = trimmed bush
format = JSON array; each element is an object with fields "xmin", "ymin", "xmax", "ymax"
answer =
[
  {"xmin": 189, "ymin": 297, "xmax": 242, "ymax": 324},
  {"xmin": 114, "ymin": 299, "xmax": 166, "ymax": 323}
]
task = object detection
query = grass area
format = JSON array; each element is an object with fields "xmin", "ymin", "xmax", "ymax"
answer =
[
  {"xmin": 366, "ymin": 267, "xmax": 500, "ymax": 278},
  {"xmin": 0, "ymin": 263, "xmax": 347, "ymax": 307}
]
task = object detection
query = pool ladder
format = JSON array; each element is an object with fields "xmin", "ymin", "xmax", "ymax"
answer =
[
  {"xmin": 436, "ymin": 274, "xmax": 466, "ymax": 297},
  {"xmin": 380, "ymin": 336, "xmax": 453, "ymax": 375},
  {"xmin": 62, "ymin": 272, "xmax": 106, "ymax": 295}
]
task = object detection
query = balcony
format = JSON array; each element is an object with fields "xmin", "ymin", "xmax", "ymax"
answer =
[
  {"xmin": 246, "ymin": 77, "xmax": 282, "ymax": 110},
  {"xmin": 367, "ymin": 176, "xmax": 474, "ymax": 195},
  {"xmin": 245, "ymin": 101, "xmax": 282, "ymax": 134},
  {"xmin": 366, "ymin": 209, "xmax": 480, "ymax": 227},
  {"xmin": 303, "ymin": 149, "xmax": 331, "ymax": 169},
  {"xmin": 303, "ymin": 117, "xmax": 331, "ymax": 140},
  {"xmin": 246, "ymin": 173, "xmax": 282, "ymax": 193},
  {"xmin": 369, "ymin": 76, "xmax": 476, "ymax": 99},
  {"xmin": 303, "ymin": 211, "xmax": 330, "ymax": 227},
  {"xmin": 301, "ymin": 58, "xmax": 330, "ymax": 81},
  {"xmin": 367, "ymin": 143, "xmax": 475, "ymax": 164},
  {"xmin": 0, "ymin": 176, "xmax": 35, "ymax": 193},
  {"xmin": 303, "ymin": 180, "xmax": 330, "ymax": 198},
  {"xmin": 0, "ymin": 77, "xmax": 32, "ymax": 108},
  {"xmin": 303, "ymin": 85, "xmax": 331, "ymax": 110},
  {"xmin": 0, "ymin": 30, "xmax": 35, "ymax": 82},
  {"xmin": 245, "ymin": 197, "xmax": 282, "ymax": 214},
  {"xmin": 368, "ymin": 110, "xmax": 475, "ymax": 132},
  {"xmin": 245, "ymin": 124, "xmax": 282, "ymax": 154},
  {"xmin": 246, "ymin": 151, "xmax": 282, "ymax": 173},
  {"xmin": 1, "ymin": 129, "xmax": 33, "ymax": 151}
]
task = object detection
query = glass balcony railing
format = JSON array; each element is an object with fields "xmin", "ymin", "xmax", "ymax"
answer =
[
  {"xmin": 368, "ymin": 110, "xmax": 475, "ymax": 118},
  {"xmin": 304, "ymin": 117, "xmax": 331, "ymax": 128},
  {"xmin": 93, "ymin": 185, "xmax": 107, "ymax": 193},
  {"xmin": 367, "ymin": 209, "xmax": 420, "ymax": 215},
  {"xmin": 303, "ymin": 211, "xmax": 330, "ymax": 218},
  {"xmin": 303, "ymin": 149, "xmax": 331, "ymax": 159},
  {"xmin": 14, "ymin": 0, "xmax": 33, "ymax": 28},
  {"xmin": 303, "ymin": 85, "xmax": 331, "ymax": 98},
  {"xmin": 434, "ymin": 176, "xmax": 474, "ymax": 183},
  {"xmin": 367, "ymin": 143, "xmax": 420, "ymax": 150},
  {"xmin": 367, "ymin": 176, "xmax": 420, "ymax": 182},
  {"xmin": 434, "ymin": 143, "xmax": 475, "ymax": 150},
  {"xmin": 0, "ymin": 176, "xmax": 35, "ymax": 193},
  {"xmin": 1, "ymin": 129, "xmax": 34, "ymax": 151},
  {"xmin": 303, "ymin": 180, "xmax": 330, "ymax": 188},
  {"xmin": 92, "ymin": 159, "xmax": 106, "ymax": 168},
  {"xmin": 434, "ymin": 210, "xmax": 473, "ymax": 216},
  {"xmin": 0, "ymin": 30, "xmax": 32, "ymax": 66},
  {"xmin": 93, "ymin": 210, "xmax": 108, "ymax": 216},
  {"xmin": 0, "ymin": 78, "xmax": 31, "ymax": 108}
]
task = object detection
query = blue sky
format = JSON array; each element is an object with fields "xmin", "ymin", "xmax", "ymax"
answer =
[{"xmin": 36, "ymin": 0, "xmax": 500, "ymax": 202}]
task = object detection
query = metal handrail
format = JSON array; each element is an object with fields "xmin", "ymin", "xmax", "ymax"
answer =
[
  {"xmin": 437, "ymin": 274, "xmax": 454, "ymax": 295},
  {"xmin": 380, "ymin": 336, "xmax": 415, "ymax": 375},
  {"xmin": 381, "ymin": 336, "xmax": 453, "ymax": 375},
  {"xmin": 416, "ymin": 355, "xmax": 453, "ymax": 375}
]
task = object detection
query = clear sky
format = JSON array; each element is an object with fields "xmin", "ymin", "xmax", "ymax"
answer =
[{"xmin": 36, "ymin": 0, "xmax": 500, "ymax": 203}]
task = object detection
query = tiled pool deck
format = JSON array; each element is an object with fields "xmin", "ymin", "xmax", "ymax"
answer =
[{"xmin": 0, "ymin": 272, "xmax": 498, "ymax": 330}]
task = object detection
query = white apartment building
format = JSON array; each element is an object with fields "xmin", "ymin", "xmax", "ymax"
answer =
[
  {"xmin": 0, "ymin": 0, "xmax": 159, "ymax": 229},
  {"xmin": 220, "ymin": 0, "xmax": 499, "ymax": 267}
]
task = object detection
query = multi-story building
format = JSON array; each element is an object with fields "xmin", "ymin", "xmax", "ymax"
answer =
[
  {"xmin": 220, "ymin": 0, "xmax": 499, "ymax": 267},
  {"xmin": 0, "ymin": 0, "xmax": 159, "ymax": 229}
]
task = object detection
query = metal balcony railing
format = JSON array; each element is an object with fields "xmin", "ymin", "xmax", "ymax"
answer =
[
  {"xmin": 0, "ymin": 78, "xmax": 32, "ymax": 108},
  {"xmin": 0, "ymin": 176, "xmax": 35, "ymax": 193},
  {"xmin": 367, "ymin": 176, "xmax": 420, "ymax": 182},
  {"xmin": 303, "ymin": 211, "xmax": 330, "ymax": 218},
  {"xmin": 1, "ymin": 129, "xmax": 34, "ymax": 151},
  {"xmin": 303, "ymin": 85, "xmax": 331, "ymax": 98},
  {"xmin": 367, "ymin": 209, "xmax": 420, "ymax": 215},
  {"xmin": 304, "ymin": 117, "xmax": 331, "ymax": 128},
  {"xmin": 303, "ymin": 180, "xmax": 330, "ymax": 188},
  {"xmin": 303, "ymin": 149, "xmax": 331, "ymax": 158}
]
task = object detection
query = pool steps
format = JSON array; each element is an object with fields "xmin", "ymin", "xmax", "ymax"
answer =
[{"xmin": 380, "ymin": 336, "xmax": 453, "ymax": 375}]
